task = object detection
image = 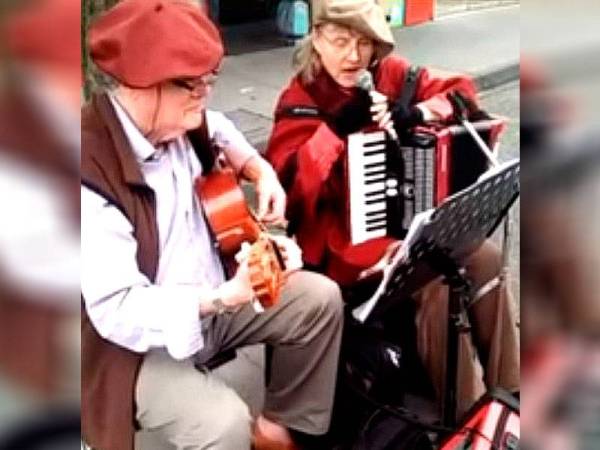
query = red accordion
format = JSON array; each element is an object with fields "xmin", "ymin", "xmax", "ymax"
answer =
[{"xmin": 346, "ymin": 117, "xmax": 506, "ymax": 245}]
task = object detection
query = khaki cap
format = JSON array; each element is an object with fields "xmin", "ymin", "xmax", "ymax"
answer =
[{"xmin": 312, "ymin": 0, "xmax": 395, "ymax": 57}]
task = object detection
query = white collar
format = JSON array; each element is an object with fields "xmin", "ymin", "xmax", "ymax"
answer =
[{"xmin": 108, "ymin": 94, "xmax": 160, "ymax": 162}]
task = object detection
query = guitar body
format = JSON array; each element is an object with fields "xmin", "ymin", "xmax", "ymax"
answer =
[
  {"xmin": 195, "ymin": 168, "xmax": 261, "ymax": 255},
  {"xmin": 195, "ymin": 167, "xmax": 285, "ymax": 308}
]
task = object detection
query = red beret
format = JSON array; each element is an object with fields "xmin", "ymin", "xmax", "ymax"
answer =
[{"xmin": 89, "ymin": 0, "xmax": 224, "ymax": 88}]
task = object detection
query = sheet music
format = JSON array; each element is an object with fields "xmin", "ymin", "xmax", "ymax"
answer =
[
  {"xmin": 352, "ymin": 157, "xmax": 520, "ymax": 323},
  {"xmin": 352, "ymin": 208, "xmax": 433, "ymax": 323}
]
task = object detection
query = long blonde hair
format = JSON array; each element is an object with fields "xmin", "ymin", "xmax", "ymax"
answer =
[{"xmin": 292, "ymin": 32, "xmax": 322, "ymax": 85}]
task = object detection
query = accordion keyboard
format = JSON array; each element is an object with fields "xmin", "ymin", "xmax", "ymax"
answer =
[
  {"xmin": 348, "ymin": 131, "xmax": 400, "ymax": 245},
  {"xmin": 347, "ymin": 120, "xmax": 497, "ymax": 246}
]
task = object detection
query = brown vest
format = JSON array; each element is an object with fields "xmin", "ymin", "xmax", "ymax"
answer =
[
  {"xmin": 81, "ymin": 93, "xmax": 215, "ymax": 450},
  {"xmin": 81, "ymin": 93, "xmax": 159, "ymax": 450}
]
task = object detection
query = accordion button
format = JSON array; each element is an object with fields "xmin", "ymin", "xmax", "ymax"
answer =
[
  {"xmin": 386, "ymin": 179, "xmax": 398, "ymax": 188},
  {"xmin": 386, "ymin": 188, "xmax": 398, "ymax": 197}
]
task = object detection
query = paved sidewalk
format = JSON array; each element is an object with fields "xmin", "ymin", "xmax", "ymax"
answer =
[
  {"xmin": 209, "ymin": 5, "xmax": 519, "ymax": 150},
  {"xmin": 435, "ymin": 0, "xmax": 519, "ymax": 18}
]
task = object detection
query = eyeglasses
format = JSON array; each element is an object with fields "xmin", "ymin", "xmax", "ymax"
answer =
[
  {"xmin": 170, "ymin": 70, "xmax": 220, "ymax": 94},
  {"xmin": 317, "ymin": 26, "xmax": 374, "ymax": 57}
]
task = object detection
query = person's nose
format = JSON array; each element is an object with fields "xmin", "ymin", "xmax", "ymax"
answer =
[{"xmin": 346, "ymin": 43, "xmax": 361, "ymax": 63}]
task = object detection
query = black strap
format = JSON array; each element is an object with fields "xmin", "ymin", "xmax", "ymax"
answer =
[
  {"xmin": 396, "ymin": 65, "xmax": 422, "ymax": 109},
  {"xmin": 187, "ymin": 112, "xmax": 219, "ymax": 174}
]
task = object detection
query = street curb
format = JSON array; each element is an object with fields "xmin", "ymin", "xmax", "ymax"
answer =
[{"xmin": 474, "ymin": 62, "xmax": 520, "ymax": 92}]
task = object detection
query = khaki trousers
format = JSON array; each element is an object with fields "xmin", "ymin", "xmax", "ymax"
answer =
[
  {"xmin": 135, "ymin": 270, "xmax": 343, "ymax": 450},
  {"xmin": 414, "ymin": 240, "xmax": 520, "ymax": 419}
]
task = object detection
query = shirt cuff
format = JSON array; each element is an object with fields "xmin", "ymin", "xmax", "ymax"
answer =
[{"xmin": 161, "ymin": 285, "xmax": 207, "ymax": 360}]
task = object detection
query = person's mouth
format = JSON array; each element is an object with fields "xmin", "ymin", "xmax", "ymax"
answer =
[{"xmin": 341, "ymin": 68, "xmax": 364, "ymax": 80}]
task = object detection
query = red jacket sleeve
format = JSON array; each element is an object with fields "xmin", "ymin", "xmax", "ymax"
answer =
[
  {"xmin": 415, "ymin": 66, "xmax": 478, "ymax": 120},
  {"xmin": 377, "ymin": 56, "xmax": 479, "ymax": 121},
  {"xmin": 266, "ymin": 111, "xmax": 344, "ymax": 226}
]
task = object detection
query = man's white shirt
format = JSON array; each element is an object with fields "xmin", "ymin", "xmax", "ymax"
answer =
[{"xmin": 81, "ymin": 96, "xmax": 258, "ymax": 360}]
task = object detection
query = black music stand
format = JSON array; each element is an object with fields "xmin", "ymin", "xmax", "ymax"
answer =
[{"xmin": 352, "ymin": 158, "xmax": 520, "ymax": 428}]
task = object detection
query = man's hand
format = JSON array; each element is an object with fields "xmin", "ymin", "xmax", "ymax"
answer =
[
  {"xmin": 269, "ymin": 234, "xmax": 303, "ymax": 273},
  {"xmin": 242, "ymin": 156, "xmax": 287, "ymax": 226},
  {"xmin": 219, "ymin": 250, "xmax": 255, "ymax": 310},
  {"xmin": 199, "ymin": 249, "xmax": 255, "ymax": 317},
  {"xmin": 255, "ymin": 168, "xmax": 286, "ymax": 225}
]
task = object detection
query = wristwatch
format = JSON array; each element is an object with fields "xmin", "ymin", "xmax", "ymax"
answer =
[{"xmin": 211, "ymin": 297, "xmax": 228, "ymax": 315}]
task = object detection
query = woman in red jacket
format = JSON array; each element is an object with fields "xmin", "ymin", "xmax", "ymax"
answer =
[{"xmin": 266, "ymin": 0, "xmax": 519, "ymax": 418}]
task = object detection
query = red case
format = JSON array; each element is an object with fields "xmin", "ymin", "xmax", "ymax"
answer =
[{"xmin": 439, "ymin": 388, "xmax": 519, "ymax": 450}]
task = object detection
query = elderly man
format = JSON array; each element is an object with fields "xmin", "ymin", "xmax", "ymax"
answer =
[{"xmin": 81, "ymin": 2, "xmax": 343, "ymax": 450}]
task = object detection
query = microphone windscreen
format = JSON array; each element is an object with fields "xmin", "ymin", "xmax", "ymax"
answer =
[{"xmin": 356, "ymin": 70, "xmax": 374, "ymax": 92}]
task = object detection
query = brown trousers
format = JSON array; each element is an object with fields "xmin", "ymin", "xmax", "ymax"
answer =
[{"xmin": 414, "ymin": 240, "xmax": 520, "ymax": 419}]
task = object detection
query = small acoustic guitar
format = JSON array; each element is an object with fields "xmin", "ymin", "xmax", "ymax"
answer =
[{"xmin": 195, "ymin": 165, "xmax": 286, "ymax": 308}]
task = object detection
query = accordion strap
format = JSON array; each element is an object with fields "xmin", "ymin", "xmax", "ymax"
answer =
[{"xmin": 395, "ymin": 65, "xmax": 422, "ymax": 109}]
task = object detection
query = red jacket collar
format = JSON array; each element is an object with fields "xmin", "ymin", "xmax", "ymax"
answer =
[{"xmin": 282, "ymin": 66, "xmax": 380, "ymax": 117}]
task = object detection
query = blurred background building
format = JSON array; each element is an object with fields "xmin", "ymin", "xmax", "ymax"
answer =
[{"xmin": 82, "ymin": 0, "xmax": 520, "ymax": 96}]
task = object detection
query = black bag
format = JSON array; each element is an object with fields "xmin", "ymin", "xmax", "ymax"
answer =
[
  {"xmin": 353, "ymin": 408, "xmax": 434, "ymax": 450},
  {"xmin": 325, "ymin": 314, "xmax": 434, "ymax": 450},
  {"xmin": 339, "ymin": 315, "xmax": 406, "ymax": 414}
]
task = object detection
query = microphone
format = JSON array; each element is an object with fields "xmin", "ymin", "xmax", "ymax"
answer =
[
  {"xmin": 356, "ymin": 70, "xmax": 374, "ymax": 92},
  {"xmin": 356, "ymin": 70, "xmax": 399, "ymax": 142}
]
